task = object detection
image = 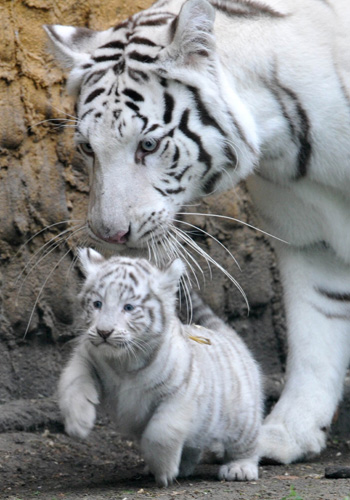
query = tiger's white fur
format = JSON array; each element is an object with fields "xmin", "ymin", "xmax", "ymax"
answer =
[
  {"xmin": 59, "ymin": 248, "xmax": 262, "ymax": 486},
  {"xmin": 46, "ymin": 0, "xmax": 350, "ymax": 463}
]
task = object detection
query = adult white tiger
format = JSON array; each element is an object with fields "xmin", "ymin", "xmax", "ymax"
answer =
[{"xmin": 44, "ymin": 0, "xmax": 350, "ymax": 464}]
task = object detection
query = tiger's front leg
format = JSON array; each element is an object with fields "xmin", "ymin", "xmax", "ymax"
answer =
[
  {"xmin": 140, "ymin": 400, "xmax": 193, "ymax": 487},
  {"xmin": 58, "ymin": 352, "xmax": 99, "ymax": 439},
  {"xmin": 259, "ymin": 244, "xmax": 350, "ymax": 464}
]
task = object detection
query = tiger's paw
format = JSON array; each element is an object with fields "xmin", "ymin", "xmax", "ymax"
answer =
[
  {"xmin": 60, "ymin": 386, "xmax": 99, "ymax": 439},
  {"xmin": 259, "ymin": 419, "xmax": 327, "ymax": 464},
  {"xmin": 218, "ymin": 459, "xmax": 258, "ymax": 481}
]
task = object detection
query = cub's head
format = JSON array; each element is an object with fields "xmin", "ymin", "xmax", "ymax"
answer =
[
  {"xmin": 45, "ymin": 0, "xmax": 258, "ymax": 261},
  {"xmin": 78, "ymin": 248, "xmax": 184, "ymax": 359}
]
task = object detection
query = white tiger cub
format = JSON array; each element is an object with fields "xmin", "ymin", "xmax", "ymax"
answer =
[
  {"xmin": 45, "ymin": 0, "xmax": 350, "ymax": 464},
  {"xmin": 58, "ymin": 248, "xmax": 262, "ymax": 486}
]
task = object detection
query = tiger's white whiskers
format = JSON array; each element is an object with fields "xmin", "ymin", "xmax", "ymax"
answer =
[
  {"xmin": 173, "ymin": 218, "xmax": 241, "ymax": 271},
  {"xmin": 171, "ymin": 226, "xmax": 249, "ymax": 311},
  {"xmin": 22, "ymin": 225, "xmax": 87, "ymax": 337},
  {"xmin": 177, "ymin": 212, "xmax": 289, "ymax": 244},
  {"xmin": 23, "ymin": 246, "xmax": 73, "ymax": 339},
  {"xmin": 16, "ymin": 223, "xmax": 83, "ymax": 289}
]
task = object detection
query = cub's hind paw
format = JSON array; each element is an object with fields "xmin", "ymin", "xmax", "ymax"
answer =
[{"xmin": 218, "ymin": 459, "xmax": 258, "ymax": 481}]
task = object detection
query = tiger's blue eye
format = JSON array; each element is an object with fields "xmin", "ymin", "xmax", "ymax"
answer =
[
  {"xmin": 80, "ymin": 142, "xmax": 94, "ymax": 155},
  {"xmin": 93, "ymin": 300, "xmax": 102, "ymax": 309},
  {"xmin": 141, "ymin": 137, "xmax": 158, "ymax": 152},
  {"xmin": 123, "ymin": 304, "xmax": 135, "ymax": 312}
]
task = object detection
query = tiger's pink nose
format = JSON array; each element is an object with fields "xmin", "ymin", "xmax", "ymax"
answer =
[
  {"xmin": 105, "ymin": 230, "xmax": 130, "ymax": 244},
  {"xmin": 97, "ymin": 229, "xmax": 130, "ymax": 244}
]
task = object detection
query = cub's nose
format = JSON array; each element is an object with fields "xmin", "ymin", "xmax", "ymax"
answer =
[{"xmin": 97, "ymin": 329, "xmax": 114, "ymax": 340}]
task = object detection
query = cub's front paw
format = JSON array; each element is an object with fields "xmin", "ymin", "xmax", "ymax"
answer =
[{"xmin": 60, "ymin": 387, "xmax": 98, "ymax": 439}]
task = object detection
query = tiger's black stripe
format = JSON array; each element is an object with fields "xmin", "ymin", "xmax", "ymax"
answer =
[
  {"xmin": 123, "ymin": 88, "xmax": 144, "ymax": 101},
  {"xmin": 202, "ymin": 171, "xmax": 223, "ymax": 194},
  {"xmin": 84, "ymin": 70, "xmax": 106, "ymax": 86},
  {"xmin": 165, "ymin": 187, "xmax": 185, "ymax": 194},
  {"xmin": 128, "ymin": 51, "xmax": 158, "ymax": 64},
  {"xmin": 186, "ymin": 85, "xmax": 238, "ymax": 165},
  {"xmin": 113, "ymin": 61, "xmax": 125, "ymax": 75},
  {"xmin": 334, "ymin": 66, "xmax": 350, "ymax": 116},
  {"xmin": 211, "ymin": 0, "xmax": 285, "ymax": 18},
  {"xmin": 93, "ymin": 54, "xmax": 122, "ymax": 63},
  {"xmin": 173, "ymin": 165, "xmax": 191, "ymax": 181},
  {"xmin": 100, "ymin": 40, "xmax": 125, "ymax": 50},
  {"xmin": 160, "ymin": 140, "xmax": 170, "ymax": 156},
  {"xmin": 186, "ymin": 85, "xmax": 226, "ymax": 135},
  {"xmin": 153, "ymin": 185, "xmax": 168, "ymax": 197},
  {"xmin": 163, "ymin": 92, "xmax": 175, "ymax": 124},
  {"xmin": 84, "ymin": 88, "xmax": 105, "ymax": 104},
  {"xmin": 179, "ymin": 109, "xmax": 212, "ymax": 176},
  {"xmin": 276, "ymin": 80, "xmax": 312, "ymax": 178},
  {"xmin": 138, "ymin": 17, "xmax": 172, "ymax": 26},
  {"xmin": 317, "ymin": 288, "xmax": 350, "ymax": 302},
  {"xmin": 228, "ymin": 110, "xmax": 257, "ymax": 155},
  {"xmin": 128, "ymin": 36, "xmax": 158, "ymax": 47},
  {"xmin": 80, "ymin": 109, "xmax": 94, "ymax": 121},
  {"xmin": 127, "ymin": 68, "xmax": 150, "ymax": 82},
  {"xmin": 113, "ymin": 19, "xmax": 130, "ymax": 31},
  {"xmin": 146, "ymin": 123, "xmax": 160, "ymax": 134},
  {"xmin": 125, "ymin": 102, "xmax": 140, "ymax": 112},
  {"xmin": 172, "ymin": 145, "xmax": 180, "ymax": 163},
  {"xmin": 265, "ymin": 76, "xmax": 297, "ymax": 140},
  {"xmin": 128, "ymin": 272, "xmax": 139, "ymax": 286}
]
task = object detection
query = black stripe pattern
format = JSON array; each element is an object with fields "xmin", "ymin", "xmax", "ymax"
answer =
[
  {"xmin": 266, "ymin": 69, "xmax": 312, "ymax": 179},
  {"xmin": 211, "ymin": 0, "xmax": 285, "ymax": 18}
]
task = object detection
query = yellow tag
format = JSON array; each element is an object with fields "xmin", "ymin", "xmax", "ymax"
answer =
[
  {"xmin": 188, "ymin": 325, "xmax": 211, "ymax": 345},
  {"xmin": 188, "ymin": 335, "xmax": 212, "ymax": 345}
]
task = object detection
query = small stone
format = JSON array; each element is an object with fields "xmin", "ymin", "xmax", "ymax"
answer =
[{"xmin": 325, "ymin": 466, "xmax": 350, "ymax": 479}]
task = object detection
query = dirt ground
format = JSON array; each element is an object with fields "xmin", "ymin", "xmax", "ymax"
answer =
[{"xmin": 1, "ymin": 412, "xmax": 350, "ymax": 500}]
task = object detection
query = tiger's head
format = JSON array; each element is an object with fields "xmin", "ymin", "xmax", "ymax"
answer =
[
  {"xmin": 78, "ymin": 247, "xmax": 184, "ymax": 362},
  {"xmin": 45, "ymin": 0, "xmax": 259, "ymax": 261}
]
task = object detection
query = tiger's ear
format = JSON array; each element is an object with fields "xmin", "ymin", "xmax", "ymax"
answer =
[
  {"xmin": 161, "ymin": 258, "xmax": 186, "ymax": 293},
  {"xmin": 44, "ymin": 25, "xmax": 99, "ymax": 68},
  {"xmin": 44, "ymin": 25, "xmax": 112, "ymax": 94},
  {"xmin": 78, "ymin": 247, "xmax": 105, "ymax": 276},
  {"xmin": 165, "ymin": 0, "xmax": 216, "ymax": 65}
]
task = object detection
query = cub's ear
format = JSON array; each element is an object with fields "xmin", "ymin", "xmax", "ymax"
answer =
[
  {"xmin": 164, "ymin": 0, "xmax": 216, "ymax": 65},
  {"xmin": 78, "ymin": 248, "xmax": 105, "ymax": 276},
  {"xmin": 161, "ymin": 258, "xmax": 186, "ymax": 293}
]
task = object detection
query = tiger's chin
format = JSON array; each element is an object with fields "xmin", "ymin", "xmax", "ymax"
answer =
[
  {"xmin": 88, "ymin": 234, "xmax": 174, "ymax": 269},
  {"xmin": 88, "ymin": 339, "xmax": 130, "ymax": 358},
  {"xmin": 89, "ymin": 237, "xmax": 148, "ymax": 259}
]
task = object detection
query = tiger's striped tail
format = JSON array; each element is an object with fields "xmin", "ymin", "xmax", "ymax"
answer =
[{"xmin": 190, "ymin": 290, "xmax": 226, "ymax": 331}]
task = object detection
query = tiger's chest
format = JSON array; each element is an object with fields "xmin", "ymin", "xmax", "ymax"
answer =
[{"xmin": 93, "ymin": 356, "xmax": 168, "ymax": 438}]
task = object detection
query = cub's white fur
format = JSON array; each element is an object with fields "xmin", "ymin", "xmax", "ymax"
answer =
[
  {"xmin": 46, "ymin": 0, "xmax": 350, "ymax": 463},
  {"xmin": 59, "ymin": 249, "xmax": 262, "ymax": 486}
]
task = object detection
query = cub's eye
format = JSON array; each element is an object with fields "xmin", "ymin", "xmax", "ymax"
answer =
[
  {"xmin": 140, "ymin": 137, "xmax": 159, "ymax": 153},
  {"xmin": 79, "ymin": 142, "xmax": 94, "ymax": 156},
  {"xmin": 93, "ymin": 300, "xmax": 102, "ymax": 309},
  {"xmin": 123, "ymin": 304, "xmax": 135, "ymax": 312}
]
